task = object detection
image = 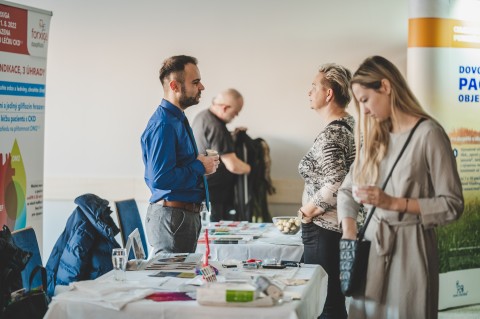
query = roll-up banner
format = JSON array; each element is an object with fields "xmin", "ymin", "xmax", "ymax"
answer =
[
  {"xmin": 0, "ymin": 1, "xmax": 51, "ymax": 252},
  {"xmin": 408, "ymin": 0, "xmax": 480, "ymax": 310}
]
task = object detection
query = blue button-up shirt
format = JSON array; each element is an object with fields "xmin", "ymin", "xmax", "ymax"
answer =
[{"xmin": 141, "ymin": 99, "xmax": 205, "ymax": 203}]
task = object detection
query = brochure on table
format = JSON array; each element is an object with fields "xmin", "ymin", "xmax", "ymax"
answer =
[
  {"xmin": 198, "ymin": 221, "xmax": 269, "ymax": 243},
  {"xmin": 125, "ymin": 228, "xmax": 146, "ymax": 260},
  {"xmin": 124, "ymin": 228, "xmax": 203, "ymax": 271},
  {"xmin": 128, "ymin": 251, "xmax": 203, "ymax": 271}
]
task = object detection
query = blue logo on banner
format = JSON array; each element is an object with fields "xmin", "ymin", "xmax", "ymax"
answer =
[
  {"xmin": 0, "ymin": 81, "xmax": 45, "ymax": 97},
  {"xmin": 453, "ymin": 280, "xmax": 468, "ymax": 297}
]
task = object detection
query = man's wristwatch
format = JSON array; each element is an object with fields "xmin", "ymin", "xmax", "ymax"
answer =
[{"xmin": 297, "ymin": 209, "xmax": 312, "ymax": 224}]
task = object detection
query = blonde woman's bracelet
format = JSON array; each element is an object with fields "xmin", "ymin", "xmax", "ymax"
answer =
[{"xmin": 402, "ymin": 198, "xmax": 409, "ymax": 213}]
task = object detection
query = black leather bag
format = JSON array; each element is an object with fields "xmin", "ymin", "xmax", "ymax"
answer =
[
  {"xmin": 0, "ymin": 225, "xmax": 32, "ymax": 315},
  {"xmin": 339, "ymin": 118, "xmax": 425, "ymax": 297},
  {"xmin": 339, "ymin": 237, "xmax": 371, "ymax": 296},
  {"xmin": 2, "ymin": 266, "xmax": 49, "ymax": 319},
  {"xmin": 339, "ymin": 203, "xmax": 376, "ymax": 297}
]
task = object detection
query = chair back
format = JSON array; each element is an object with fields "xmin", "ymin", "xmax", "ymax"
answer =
[
  {"xmin": 11, "ymin": 227, "xmax": 43, "ymax": 290},
  {"xmin": 114, "ymin": 199, "xmax": 148, "ymax": 259}
]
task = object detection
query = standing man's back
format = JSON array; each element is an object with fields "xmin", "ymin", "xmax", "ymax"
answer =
[
  {"xmin": 192, "ymin": 89, "xmax": 251, "ymax": 221},
  {"xmin": 141, "ymin": 55, "xmax": 219, "ymax": 254}
]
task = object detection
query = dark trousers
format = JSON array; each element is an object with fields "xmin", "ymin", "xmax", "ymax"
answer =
[
  {"xmin": 210, "ymin": 202, "xmax": 235, "ymax": 222},
  {"xmin": 302, "ymin": 222, "xmax": 347, "ymax": 319},
  {"xmin": 209, "ymin": 185, "xmax": 235, "ymax": 222}
]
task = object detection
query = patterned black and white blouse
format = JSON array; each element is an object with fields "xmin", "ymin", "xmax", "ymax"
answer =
[{"xmin": 298, "ymin": 115, "xmax": 355, "ymax": 232}]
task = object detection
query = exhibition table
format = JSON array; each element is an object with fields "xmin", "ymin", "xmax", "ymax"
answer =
[
  {"xmin": 195, "ymin": 222, "xmax": 304, "ymax": 263},
  {"xmin": 44, "ymin": 263, "xmax": 327, "ymax": 319}
]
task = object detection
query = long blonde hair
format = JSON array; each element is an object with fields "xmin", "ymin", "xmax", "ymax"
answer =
[{"xmin": 351, "ymin": 56, "xmax": 433, "ymax": 185}]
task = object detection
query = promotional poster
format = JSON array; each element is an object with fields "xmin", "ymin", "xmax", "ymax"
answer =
[
  {"xmin": 0, "ymin": 1, "xmax": 51, "ymax": 250},
  {"xmin": 408, "ymin": 0, "xmax": 480, "ymax": 309}
]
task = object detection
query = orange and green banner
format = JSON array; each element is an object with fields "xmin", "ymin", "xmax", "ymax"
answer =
[
  {"xmin": 408, "ymin": 0, "xmax": 480, "ymax": 310},
  {"xmin": 409, "ymin": 17, "xmax": 480, "ymax": 49}
]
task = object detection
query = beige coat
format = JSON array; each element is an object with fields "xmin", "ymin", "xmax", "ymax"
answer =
[{"xmin": 338, "ymin": 119, "xmax": 464, "ymax": 319}]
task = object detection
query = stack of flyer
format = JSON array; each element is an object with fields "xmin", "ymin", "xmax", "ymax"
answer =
[
  {"xmin": 197, "ymin": 282, "xmax": 275, "ymax": 307},
  {"xmin": 143, "ymin": 253, "xmax": 203, "ymax": 271},
  {"xmin": 124, "ymin": 229, "xmax": 202, "ymax": 271}
]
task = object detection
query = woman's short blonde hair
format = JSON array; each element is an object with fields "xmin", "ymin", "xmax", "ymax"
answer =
[{"xmin": 318, "ymin": 63, "xmax": 352, "ymax": 108}]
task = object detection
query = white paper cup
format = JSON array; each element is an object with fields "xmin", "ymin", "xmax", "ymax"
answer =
[
  {"xmin": 352, "ymin": 184, "xmax": 365, "ymax": 203},
  {"xmin": 352, "ymin": 184, "xmax": 373, "ymax": 210},
  {"xmin": 206, "ymin": 149, "xmax": 218, "ymax": 157}
]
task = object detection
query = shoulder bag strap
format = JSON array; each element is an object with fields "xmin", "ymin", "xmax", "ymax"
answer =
[
  {"xmin": 28, "ymin": 265, "xmax": 47, "ymax": 291},
  {"xmin": 329, "ymin": 120, "xmax": 353, "ymax": 133},
  {"xmin": 357, "ymin": 118, "xmax": 426, "ymax": 240}
]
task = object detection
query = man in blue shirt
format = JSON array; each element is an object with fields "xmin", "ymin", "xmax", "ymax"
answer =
[{"xmin": 141, "ymin": 55, "xmax": 219, "ymax": 254}]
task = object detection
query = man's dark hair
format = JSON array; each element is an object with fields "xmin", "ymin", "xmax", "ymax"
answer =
[{"xmin": 159, "ymin": 55, "xmax": 198, "ymax": 86}]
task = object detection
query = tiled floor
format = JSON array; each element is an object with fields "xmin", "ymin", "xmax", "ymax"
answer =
[
  {"xmin": 439, "ymin": 304, "xmax": 480, "ymax": 319},
  {"xmin": 346, "ymin": 298, "xmax": 480, "ymax": 318}
]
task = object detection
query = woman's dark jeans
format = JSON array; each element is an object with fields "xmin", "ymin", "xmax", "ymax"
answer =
[{"xmin": 302, "ymin": 222, "xmax": 347, "ymax": 319}]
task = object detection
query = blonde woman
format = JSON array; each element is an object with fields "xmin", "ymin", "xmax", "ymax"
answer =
[
  {"xmin": 298, "ymin": 63, "xmax": 355, "ymax": 319},
  {"xmin": 338, "ymin": 56, "xmax": 464, "ymax": 319}
]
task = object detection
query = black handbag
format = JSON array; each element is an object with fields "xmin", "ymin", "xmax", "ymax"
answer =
[
  {"xmin": 0, "ymin": 225, "xmax": 32, "ymax": 314},
  {"xmin": 339, "ymin": 118, "xmax": 425, "ymax": 297},
  {"xmin": 0, "ymin": 225, "xmax": 32, "ymax": 275},
  {"xmin": 2, "ymin": 265, "xmax": 50, "ymax": 319}
]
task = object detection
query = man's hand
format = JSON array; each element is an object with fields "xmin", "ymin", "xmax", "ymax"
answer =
[
  {"xmin": 232, "ymin": 126, "xmax": 248, "ymax": 137},
  {"xmin": 198, "ymin": 154, "xmax": 220, "ymax": 175}
]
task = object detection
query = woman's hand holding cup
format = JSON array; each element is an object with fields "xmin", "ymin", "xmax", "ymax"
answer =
[{"xmin": 352, "ymin": 184, "xmax": 374, "ymax": 210}]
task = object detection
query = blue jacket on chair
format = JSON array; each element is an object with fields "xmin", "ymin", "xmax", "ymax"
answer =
[{"xmin": 45, "ymin": 193, "xmax": 121, "ymax": 296}]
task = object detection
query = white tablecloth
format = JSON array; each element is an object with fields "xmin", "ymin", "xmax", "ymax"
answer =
[
  {"xmin": 44, "ymin": 264, "xmax": 327, "ymax": 319},
  {"xmin": 195, "ymin": 223, "xmax": 304, "ymax": 262}
]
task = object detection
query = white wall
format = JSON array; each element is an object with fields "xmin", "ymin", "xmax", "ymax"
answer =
[{"xmin": 10, "ymin": 0, "xmax": 409, "ymax": 260}]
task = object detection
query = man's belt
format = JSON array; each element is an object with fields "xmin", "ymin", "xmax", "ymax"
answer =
[{"xmin": 157, "ymin": 200, "xmax": 201, "ymax": 214}]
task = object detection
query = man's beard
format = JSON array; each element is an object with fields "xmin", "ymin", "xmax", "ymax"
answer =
[{"xmin": 179, "ymin": 87, "xmax": 200, "ymax": 109}]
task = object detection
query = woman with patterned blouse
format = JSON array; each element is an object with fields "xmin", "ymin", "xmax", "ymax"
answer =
[{"xmin": 298, "ymin": 63, "xmax": 355, "ymax": 319}]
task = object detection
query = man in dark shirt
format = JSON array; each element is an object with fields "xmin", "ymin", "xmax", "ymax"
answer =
[
  {"xmin": 192, "ymin": 88, "xmax": 251, "ymax": 221},
  {"xmin": 141, "ymin": 55, "xmax": 219, "ymax": 253}
]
